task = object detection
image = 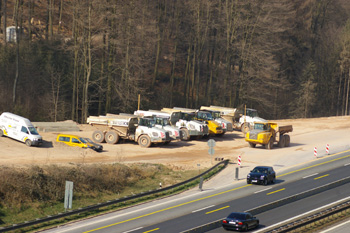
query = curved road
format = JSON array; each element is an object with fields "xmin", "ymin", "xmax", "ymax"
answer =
[{"xmin": 44, "ymin": 150, "xmax": 350, "ymax": 233}]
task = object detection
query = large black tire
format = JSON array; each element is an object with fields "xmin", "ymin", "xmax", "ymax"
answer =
[
  {"xmin": 180, "ymin": 128, "xmax": 190, "ymax": 141},
  {"xmin": 278, "ymin": 134, "xmax": 285, "ymax": 147},
  {"xmin": 248, "ymin": 142, "xmax": 256, "ymax": 148},
  {"xmin": 265, "ymin": 138, "xmax": 274, "ymax": 149},
  {"xmin": 92, "ymin": 130, "xmax": 105, "ymax": 143},
  {"xmin": 284, "ymin": 135, "xmax": 290, "ymax": 147},
  {"xmin": 25, "ymin": 139, "xmax": 32, "ymax": 147},
  {"xmin": 241, "ymin": 123, "xmax": 250, "ymax": 134},
  {"xmin": 0, "ymin": 129, "xmax": 3, "ymax": 137},
  {"xmin": 138, "ymin": 135, "xmax": 152, "ymax": 148},
  {"xmin": 105, "ymin": 131, "xmax": 119, "ymax": 144}
]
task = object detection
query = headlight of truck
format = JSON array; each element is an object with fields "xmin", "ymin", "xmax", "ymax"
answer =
[
  {"xmin": 189, "ymin": 124, "xmax": 195, "ymax": 130},
  {"xmin": 152, "ymin": 132, "xmax": 158, "ymax": 137}
]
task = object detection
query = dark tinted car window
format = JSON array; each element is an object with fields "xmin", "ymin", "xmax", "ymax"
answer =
[{"xmin": 228, "ymin": 213, "xmax": 246, "ymax": 220}]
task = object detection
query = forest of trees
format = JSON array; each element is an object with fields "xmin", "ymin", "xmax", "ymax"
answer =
[{"xmin": 0, "ymin": 0, "xmax": 350, "ymax": 122}]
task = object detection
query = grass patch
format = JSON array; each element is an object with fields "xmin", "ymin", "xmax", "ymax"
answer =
[{"xmin": 0, "ymin": 162, "xmax": 226, "ymax": 232}]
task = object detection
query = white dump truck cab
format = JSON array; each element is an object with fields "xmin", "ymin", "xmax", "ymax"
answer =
[
  {"xmin": 0, "ymin": 112, "xmax": 43, "ymax": 146},
  {"xmin": 136, "ymin": 117, "xmax": 170, "ymax": 147},
  {"xmin": 237, "ymin": 108, "xmax": 267, "ymax": 133},
  {"xmin": 134, "ymin": 110, "xmax": 180, "ymax": 141},
  {"xmin": 161, "ymin": 108, "xmax": 209, "ymax": 140}
]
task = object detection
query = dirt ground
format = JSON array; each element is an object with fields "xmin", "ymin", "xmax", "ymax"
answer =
[{"xmin": 1, "ymin": 116, "xmax": 350, "ymax": 172}]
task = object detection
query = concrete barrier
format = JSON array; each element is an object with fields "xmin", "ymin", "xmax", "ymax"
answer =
[{"xmin": 33, "ymin": 121, "xmax": 80, "ymax": 132}]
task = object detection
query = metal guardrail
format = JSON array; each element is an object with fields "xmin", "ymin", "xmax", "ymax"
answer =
[
  {"xmin": 0, "ymin": 160, "xmax": 229, "ymax": 233},
  {"xmin": 182, "ymin": 176, "xmax": 350, "ymax": 233},
  {"xmin": 265, "ymin": 199, "xmax": 350, "ymax": 232}
]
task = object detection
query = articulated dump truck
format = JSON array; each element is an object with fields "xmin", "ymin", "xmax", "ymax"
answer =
[
  {"xmin": 133, "ymin": 110, "xmax": 181, "ymax": 142},
  {"xmin": 206, "ymin": 106, "xmax": 267, "ymax": 134},
  {"xmin": 245, "ymin": 122, "xmax": 293, "ymax": 149},
  {"xmin": 172, "ymin": 107, "xmax": 224, "ymax": 136},
  {"xmin": 86, "ymin": 113, "xmax": 170, "ymax": 148},
  {"xmin": 160, "ymin": 108, "xmax": 209, "ymax": 140},
  {"xmin": 199, "ymin": 106, "xmax": 233, "ymax": 133}
]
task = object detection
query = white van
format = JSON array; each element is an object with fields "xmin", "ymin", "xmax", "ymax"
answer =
[{"xmin": 0, "ymin": 112, "xmax": 43, "ymax": 146}]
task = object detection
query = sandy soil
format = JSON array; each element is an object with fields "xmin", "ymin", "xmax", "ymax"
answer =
[{"xmin": 1, "ymin": 116, "xmax": 350, "ymax": 172}]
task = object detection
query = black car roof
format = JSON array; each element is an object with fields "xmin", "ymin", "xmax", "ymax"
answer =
[{"xmin": 254, "ymin": 166, "xmax": 272, "ymax": 169}]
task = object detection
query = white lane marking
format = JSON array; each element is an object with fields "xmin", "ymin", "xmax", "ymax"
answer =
[
  {"xmin": 302, "ymin": 173, "xmax": 319, "ymax": 179},
  {"xmin": 319, "ymin": 218, "xmax": 350, "ymax": 232},
  {"xmin": 192, "ymin": 205, "xmax": 215, "ymax": 213},
  {"xmin": 254, "ymin": 187, "xmax": 272, "ymax": 194},
  {"xmin": 122, "ymin": 227, "xmax": 143, "ymax": 233},
  {"xmin": 345, "ymin": 163, "xmax": 350, "ymax": 166},
  {"xmin": 252, "ymin": 196, "xmax": 350, "ymax": 233}
]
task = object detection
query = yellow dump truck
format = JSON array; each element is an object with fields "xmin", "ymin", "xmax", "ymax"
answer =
[{"xmin": 245, "ymin": 122, "xmax": 293, "ymax": 149}]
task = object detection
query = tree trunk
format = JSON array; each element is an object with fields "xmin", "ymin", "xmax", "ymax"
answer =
[
  {"xmin": 12, "ymin": 0, "xmax": 20, "ymax": 105},
  {"xmin": 3, "ymin": 0, "xmax": 7, "ymax": 44}
]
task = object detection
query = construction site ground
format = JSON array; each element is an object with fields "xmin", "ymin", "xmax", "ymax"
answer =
[{"xmin": 1, "ymin": 116, "xmax": 350, "ymax": 186}]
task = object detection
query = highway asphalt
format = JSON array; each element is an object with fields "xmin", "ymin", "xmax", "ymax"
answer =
[{"xmin": 44, "ymin": 149, "xmax": 350, "ymax": 233}]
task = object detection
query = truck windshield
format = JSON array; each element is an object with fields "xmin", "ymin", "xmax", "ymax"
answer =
[
  {"xmin": 254, "ymin": 123, "xmax": 266, "ymax": 130},
  {"xmin": 181, "ymin": 113, "xmax": 195, "ymax": 121},
  {"xmin": 246, "ymin": 110, "xmax": 258, "ymax": 118},
  {"xmin": 28, "ymin": 127, "xmax": 39, "ymax": 135},
  {"xmin": 155, "ymin": 117, "xmax": 170, "ymax": 126},
  {"xmin": 139, "ymin": 118, "xmax": 152, "ymax": 127},
  {"xmin": 211, "ymin": 112, "xmax": 221, "ymax": 118},
  {"xmin": 200, "ymin": 112, "xmax": 213, "ymax": 120}
]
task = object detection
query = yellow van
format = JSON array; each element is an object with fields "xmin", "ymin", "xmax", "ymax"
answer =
[{"xmin": 56, "ymin": 134, "xmax": 103, "ymax": 152}]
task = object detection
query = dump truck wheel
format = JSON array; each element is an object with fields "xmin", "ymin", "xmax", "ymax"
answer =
[
  {"xmin": 105, "ymin": 131, "xmax": 119, "ymax": 144},
  {"xmin": 180, "ymin": 128, "xmax": 190, "ymax": 141},
  {"xmin": 0, "ymin": 129, "xmax": 3, "ymax": 137},
  {"xmin": 92, "ymin": 130, "xmax": 105, "ymax": 143},
  {"xmin": 241, "ymin": 123, "xmax": 250, "ymax": 134},
  {"xmin": 248, "ymin": 142, "xmax": 256, "ymax": 148},
  {"xmin": 25, "ymin": 139, "xmax": 32, "ymax": 147},
  {"xmin": 284, "ymin": 135, "xmax": 290, "ymax": 147},
  {"xmin": 138, "ymin": 135, "xmax": 152, "ymax": 148},
  {"xmin": 278, "ymin": 135, "xmax": 285, "ymax": 147},
  {"xmin": 265, "ymin": 138, "xmax": 273, "ymax": 149}
]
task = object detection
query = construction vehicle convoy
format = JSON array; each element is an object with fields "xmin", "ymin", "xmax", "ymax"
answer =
[
  {"xmin": 87, "ymin": 114, "xmax": 170, "ymax": 148},
  {"xmin": 205, "ymin": 106, "xmax": 267, "ymax": 133},
  {"xmin": 173, "ymin": 107, "xmax": 224, "ymax": 136},
  {"xmin": 245, "ymin": 122, "xmax": 293, "ymax": 149},
  {"xmin": 199, "ymin": 107, "xmax": 233, "ymax": 133},
  {"xmin": 134, "ymin": 110, "xmax": 181, "ymax": 142},
  {"xmin": 160, "ymin": 108, "xmax": 209, "ymax": 140}
]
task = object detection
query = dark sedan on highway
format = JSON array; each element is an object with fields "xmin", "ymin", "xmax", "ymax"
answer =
[
  {"xmin": 247, "ymin": 166, "xmax": 276, "ymax": 185},
  {"xmin": 222, "ymin": 212, "xmax": 259, "ymax": 231}
]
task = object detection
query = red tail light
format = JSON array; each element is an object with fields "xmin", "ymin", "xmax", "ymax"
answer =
[
  {"xmin": 238, "ymin": 222, "xmax": 243, "ymax": 225},
  {"xmin": 223, "ymin": 220, "xmax": 228, "ymax": 224}
]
